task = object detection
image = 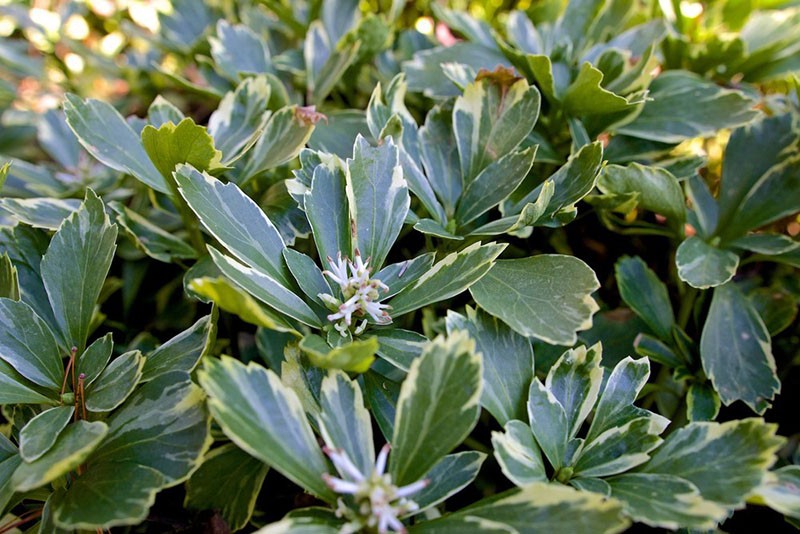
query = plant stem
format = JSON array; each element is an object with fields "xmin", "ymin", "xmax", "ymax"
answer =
[{"xmin": 676, "ymin": 286, "xmax": 699, "ymax": 329}]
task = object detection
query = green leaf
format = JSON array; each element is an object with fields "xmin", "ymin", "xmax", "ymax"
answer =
[
  {"xmin": 390, "ymin": 333, "xmax": 482, "ymax": 486},
  {"xmin": 598, "ymin": 164, "xmax": 686, "ymax": 228},
  {"xmin": 260, "ymin": 508, "xmax": 343, "ymax": 533},
  {"xmin": 0, "ymin": 198, "xmax": 81, "ymax": 230},
  {"xmin": 188, "ymin": 277, "xmax": 297, "ymax": 334},
  {"xmin": 413, "ymin": 451, "xmax": 487, "ymax": 513},
  {"xmin": 455, "ymin": 147, "xmax": 536, "ymax": 226},
  {"xmin": 299, "ymin": 335, "xmax": 377, "ymax": 374},
  {"xmin": 548, "ymin": 344, "xmax": 603, "ymax": 438},
  {"xmin": 471, "ymin": 255, "xmax": 600, "ymax": 345},
  {"xmin": 109, "ymin": 202, "xmax": 197, "ymax": 263},
  {"xmin": 453, "ymin": 71, "xmax": 540, "ymax": 181},
  {"xmin": 304, "ymin": 163, "xmax": 351, "ymax": 266},
  {"xmin": 700, "ymin": 282, "xmax": 779, "ymax": 414},
  {"xmin": 0, "ymin": 252, "xmax": 18, "ymax": 300},
  {"xmin": 752, "ymin": 465, "xmax": 800, "ymax": 520},
  {"xmin": 176, "ymin": 165, "xmax": 293, "ymax": 288},
  {"xmin": 346, "ymin": 136, "xmax": 409, "ymax": 270},
  {"xmin": 676, "ymin": 236, "xmax": 739, "ymax": 289},
  {"xmin": 208, "ymin": 76, "xmax": 272, "ymax": 163},
  {"xmin": 147, "ymin": 95, "xmax": 184, "ymax": 127},
  {"xmin": 390, "ymin": 242, "xmax": 506, "ymax": 316},
  {"xmin": 185, "ymin": 443, "xmax": 269, "ymax": 531},
  {"xmin": 749, "ymin": 287, "xmax": 798, "ymax": 336},
  {"xmin": 607, "ymin": 473, "xmax": 727, "ymax": 529},
  {"xmin": 317, "ymin": 370, "xmax": 374, "ymax": 474},
  {"xmin": 141, "ymin": 313, "xmax": 217, "ymax": 382},
  {"xmin": 0, "ymin": 298, "xmax": 63, "ymax": 391},
  {"xmin": 563, "ymin": 62, "xmax": 639, "ymax": 116},
  {"xmin": 586, "ymin": 357, "xmax": 667, "ymax": 443},
  {"xmin": 412, "ymin": 483, "xmax": 628, "ymax": 533},
  {"xmin": 616, "ymin": 71, "xmax": 760, "ymax": 143},
  {"xmin": 0, "ymin": 359, "xmax": 54, "ymax": 405},
  {"xmin": 687, "ymin": 382, "xmax": 720, "ymax": 422},
  {"xmin": 716, "ymin": 113, "xmax": 799, "ymax": 240},
  {"xmin": 13, "ymin": 420, "xmax": 108, "ymax": 492},
  {"xmin": 40, "ymin": 189, "xmax": 117, "ymax": 353},
  {"xmin": 492, "ymin": 419, "xmax": 547, "ymax": 486},
  {"xmin": 142, "ymin": 117, "xmax": 227, "ymax": 182},
  {"xmin": 85, "ymin": 350, "xmax": 144, "ymax": 412},
  {"xmin": 446, "ymin": 306, "xmax": 533, "ymax": 425},
  {"xmin": 19, "ymin": 406, "xmax": 74, "ymax": 462},
  {"xmin": 306, "ymin": 25, "xmax": 360, "ymax": 105},
  {"xmin": 615, "ymin": 256, "xmax": 675, "ymax": 340},
  {"xmin": 198, "ymin": 357, "xmax": 335, "ymax": 502},
  {"xmin": 210, "ymin": 20, "xmax": 271, "ymax": 81},
  {"xmin": 641, "ymin": 418, "xmax": 783, "ymax": 506},
  {"xmin": 63, "ymin": 94, "xmax": 168, "ymax": 193},
  {"xmin": 53, "ymin": 372, "xmax": 209, "ymax": 529},
  {"xmin": 241, "ymin": 106, "xmax": 323, "ymax": 182}
]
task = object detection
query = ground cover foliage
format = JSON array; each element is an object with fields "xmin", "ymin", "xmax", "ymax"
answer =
[{"xmin": 0, "ymin": 0, "xmax": 798, "ymax": 532}]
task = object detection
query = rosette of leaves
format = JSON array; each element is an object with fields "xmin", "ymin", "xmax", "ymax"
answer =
[
  {"xmin": 196, "ymin": 332, "xmax": 630, "ymax": 533},
  {"xmin": 490, "ymin": 343, "xmax": 785, "ymax": 529},
  {"xmin": 176, "ymin": 135, "xmax": 505, "ymax": 373},
  {"xmin": 364, "ymin": 69, "xmax": 605, "ymax": 240},
  {"xmin": 0, "ymin": 191, "xmax": 213, "ymax": 529}
]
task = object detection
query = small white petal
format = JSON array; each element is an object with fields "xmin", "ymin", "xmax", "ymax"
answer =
[
  {"xmin": 395, "ymin": 479, "xmax": 429, "ymax": 498},
  {"xmin": 375, "ymin": 443, "xmax": 390, "ymax": 476}
]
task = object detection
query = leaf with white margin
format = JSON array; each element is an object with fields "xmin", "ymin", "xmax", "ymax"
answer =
[
  {"xmin": 640, "ymin": 418, "xmax": 783, "ymax": 507},
  {"xmin": 345, "ymin": 136, "xmax": 409, "ymax": 271},
  {"xmin": 546, "ymin": 344, "xmax": 603, "ymax": 438},
  {"xmin": 751, "ymin": 465, "xmax": 800, "ymax": 520},
  {"xmin": 317, "ymin": 370, "xmax": 374, "ymax": 475},
  {"xmin": 41, "ymin": 189, "xmax": 117, "ymax": 353},
  {"xmin": 470, "ymin": 255, "xmax": 600, "ymax": 345},
  {"xmin": 390, "ymin": 242, "xmax": 506, "ymax": 316},
  {"xmin": 411, "ymin": 482, "xmax": 629, "ymax": 534},
  {"xmin": 63, "ymin": 95, "xmax": 169, "ymax": 193},
  {"xmin": 175, "ymin": 165, "xmax": 293, "ymax": 289},
  {"xmin": 586, "ymin": 357, "xmax": 667, "ymax": 444},
  {"xmin": 390, "ymin": 332, "xmax": 483, "ymax": 486},
  {"xmin": 492, "ymin": 419, "xmax": 547, "ymax": 486},
  {"xmin": 607, "ymin": 473, "xmax": 728, "ymax": 530},
  {"xmin": 676, "ymin": 236, "xmax": 739, "ymax": 289},
  {"xmin": 52, "ymin": 372, "xmax": 212, "ymax": 529},
  {"xmin": 85, "ymin": 350, "xmax": 144, "ymax": 412},
  {"xmin": 411, "ymin": 451, "xmax": 487, "ymax": 514},
  {"xmin": 573, "ymin": 417, "xmax": 664, "ymax": 478},
  {"xmin": 304, "ymin": 163, "xmax": 352, "ymax": 267},
  {"xmin": 446, "ymin": 306, "xmax": 533, "ymax": 425},
  {"xmin": 198, "ymin": 357, "xmax": 335, "ymax": 503},
  {"xmin": 0, "ymin": 298, "xmax": 63, "ymax": 390},
  {"xmin": 13, "ymin": 420, "xmax": 108, "ymax": 492},
  {"xmin": 19, "ymin": 405, "xmax": 74, "ymax": 462},
  {"xmin": 700, "ymin": 282, "xmax": 779, "ymax": 414},
  {"xmin": 526, "ymin": 378, "xmax": 569, "ymax": 470},
  {"xmin": 209, "ymin": 246, "xmax": 321, "ymax": 328}
]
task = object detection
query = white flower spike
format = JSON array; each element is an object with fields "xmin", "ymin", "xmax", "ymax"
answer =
[
  {"xmin": 319, "ymin": 250, "xmax": 392, "ymax": 336},
  {"xmin": 322, "ymin": 444, "xmax": 429, "ymax": 534}
]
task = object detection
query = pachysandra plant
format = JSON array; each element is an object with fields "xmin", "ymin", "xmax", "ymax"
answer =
[{"xmin": 0, "ymin": 0, "xmax": 798, "ymax": 532}]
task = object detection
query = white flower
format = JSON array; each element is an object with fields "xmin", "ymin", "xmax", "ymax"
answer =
[
  {"xmin": 319, "ymin": 250, "xmax": 392, "ymax": 336},
  {"xmin": 323, "ymin": 444, "xmax": 429, "ymax": 534}
]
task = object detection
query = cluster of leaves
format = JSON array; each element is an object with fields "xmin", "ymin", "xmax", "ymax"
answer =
[{"xmin": 0, "ymin": 0, "xmax": 799, "ymax": 532}]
